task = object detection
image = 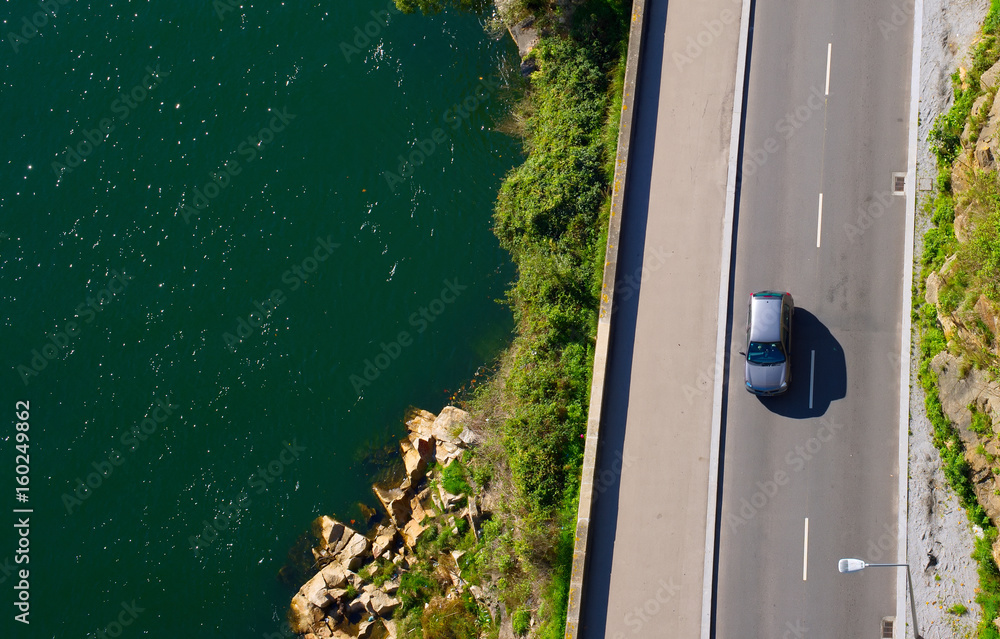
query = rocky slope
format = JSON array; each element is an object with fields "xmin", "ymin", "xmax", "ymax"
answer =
[{"xmin": 287, "ymin": 406, "xmax": 482, "ymax": 639}]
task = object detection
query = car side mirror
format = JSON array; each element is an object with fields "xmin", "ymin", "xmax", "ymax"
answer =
[{"xmin": 738, "ymin": 351, "xmax": 747, "ymax": 358}]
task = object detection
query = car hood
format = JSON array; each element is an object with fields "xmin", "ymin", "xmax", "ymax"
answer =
[{"xmin": 745, "ymin": 361, "xmax": 788, "ymax": 392}]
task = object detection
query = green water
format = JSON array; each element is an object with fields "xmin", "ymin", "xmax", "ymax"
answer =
[{"xmin": 0, "ymin": 1, "xmax": 519, "ymax": 636}]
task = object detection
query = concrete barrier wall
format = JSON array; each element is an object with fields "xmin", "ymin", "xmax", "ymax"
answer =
[{"xmin": 564, "ymin": 0, "xmax": 649, "ymax": 636}]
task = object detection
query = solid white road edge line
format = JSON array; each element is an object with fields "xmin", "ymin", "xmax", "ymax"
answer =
[
  {"xmin": 899, "ymin": 0, "xmax": 923, "ymax": 630},
  {"xmin": 702, "ymin": 0, "xmax": 754, "ymax": 636}
]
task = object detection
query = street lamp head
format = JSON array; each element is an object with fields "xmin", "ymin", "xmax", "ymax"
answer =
[{"xmin": 838, "ymin": 558, "xmax": 867, "ymax": 573}]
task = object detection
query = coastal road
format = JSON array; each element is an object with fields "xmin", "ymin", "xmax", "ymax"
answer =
[
  {"xmin": 715, "ymin": 1, "xmax": 913, "ymax": 637},
  {"xmin": 578, "ymin": 0, "xmax": 915, "ymax": 636},
  {"xmin": 578, "ymin": 0, "xmax": 743, "ymax": 636}
]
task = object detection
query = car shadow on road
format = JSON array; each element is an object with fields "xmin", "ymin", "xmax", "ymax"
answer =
[{"xmin": 753, "ymin": 308, "xmax": 846, "ymax": 418}]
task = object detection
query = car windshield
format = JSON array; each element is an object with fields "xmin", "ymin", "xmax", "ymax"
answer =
[{"xmin": 747, "ymin": 341, "xmax": 785, "ymax": 365}]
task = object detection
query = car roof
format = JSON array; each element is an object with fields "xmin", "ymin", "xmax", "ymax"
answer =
[{"xmin": 749, "ymin": 293, "xmax": 784, "ymax": 342}]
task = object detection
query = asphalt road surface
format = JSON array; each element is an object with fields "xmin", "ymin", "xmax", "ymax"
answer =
[
  {"xmin": 578, "ymin": 0, "xmax": 915, "ymax": 636},
  {"xmin": 579, "ymin": 0, "xmax": 742, "ymax": 635},
  {"xmin": 715, "ymin": 0, "xmax": 913, "ymax": 637}
]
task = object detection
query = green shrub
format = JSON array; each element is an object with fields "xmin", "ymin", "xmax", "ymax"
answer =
[
  {"xmin": 949, "ymin": 602, "xmax": 969, "ymax": 615},
  {"xmin": 933, "ymin": 194, "xmax": 955, "ymax": 227},
  {"xmin": 971, "ymin": 403, "xmax": 994, "ymax": 436},
  {"xmin": 421, "ymin": 595, "xmax": 479, "ymax": 639},
  {"xmin": 394, "ymin": 0, "xmax": 490, "ymax": 13},
  {"xmin": 407, "ymin": 2, "xmax": 629, "ymax": 637},
  {"xmin": 922, "ymin": 227, "xmax": 950, "ymax": 267},
  {"xmin": 512, "ymin": 608, "xmax": 531, "ymax": 635},
  {"xmin": 939, "ymin": 281, "xmax": 965, "ymax": 314},
  {"xmin": 442, "ymin": 460, "xmax": 473, "ymax": 495},
  {"xmin": 988, "ymin": 0, "xmax": 1000, "ymax": 35},
  {"xmin": 398, "ymin": 571, "xmax": 435, "ymax": 613}
]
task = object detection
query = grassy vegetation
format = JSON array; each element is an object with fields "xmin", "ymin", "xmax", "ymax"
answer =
[
  {"xmin": 442, "ymin": 459, "xmax": 474, "ymax": 496},
  {"xmin": 920, "ymin": 11, "xmax": 1000, "ymax": 637},
  {"xmin": 395, "ymin": 0, "xmax": 630, "ymax": 635},
  {"xmin": 474, "ymin": 2, "xmax": 630, "ymax": 636},
  {"xmin": 395, "ymin": 0, "xmax": 490, "ymax": 14},
  {"xmin": 972, "ymin": 403, "xmax": 995, "ymax": 437},
  {"xmin": 394, "ymin": 510, "xmax": 489, "ymax": 638},
  {"xmin": 987, "ymin": 0, "xmax": 1000, "ymax": 36}
]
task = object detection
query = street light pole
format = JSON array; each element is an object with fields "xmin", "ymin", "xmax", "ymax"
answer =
[{"xmin": 838, "ymin": 558, "xmax": 921, "ymax": 639}]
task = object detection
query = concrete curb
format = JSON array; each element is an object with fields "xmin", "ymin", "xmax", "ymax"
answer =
[
  {"xmin": 564, "ymin": 1, "xmax": 648, "ymax": 636},
  {"xmin": 900, "ymin": 0, "xmax": 922, "ymax": 634}
]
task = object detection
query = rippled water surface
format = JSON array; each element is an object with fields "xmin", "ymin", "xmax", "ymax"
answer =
[{"xmin": 0, "ymin": 1, "xmax": 519, "ymax": 635}]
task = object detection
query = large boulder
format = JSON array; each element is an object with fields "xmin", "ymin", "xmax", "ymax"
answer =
[
  {"xmin": 339, "ymin": 532, "xmax": 371, "ymax": 570},
  {"xmin": 405, "ymin": 409, "xmax": 437, "ymax": 438},
  {"xmin": 298, "ymin": 571, "xmax": 334, "ymax": 608},
  {"xmin": 329, "ymin": 523, "xmax": 360, "ymax": 556},
  {"xmin": 964, "ymin": 93, "xmax": 992, "ymax": 146},
  {"xmin": 437, "ymin": 482, "xmax": 464, "ymax": 510},
  {"xmin": 925, "ymin": 271, "xmax": 943, "ymax": 306},
  {"xmin": 368, "ymin": 589, "xmax": 401, "ymax": 616},
  {"xmin": 981, "ymin": 57, "xmax": 1000, "ymax": 92},
  {"xmin": 400, "ymin": 437, "xmax": 429, "ymax": 484},
  {"xmin": 372, "ymin": 527, "xmax": 397, "ymax": 558},
  {"xmin": 319, "ymin": 562, "xmax": 348, "ymax": 589},
  {"xmin": 374, "ymin": 484, "xmax": 413, "ymax": 527},
  {"xmin": 288, "ymin": 595, "xmax": 317, "ymax": 635},
  {"xmin": 312, "ymin": 516, "xmax": 346, "ymax": 549},
  {"xmin": 401, "ymin": 518, "xmax": 427, "ymax": 548},
  {"xmin": 975, "ymin": 294, "xmax": 1000, "ymax": 355},
  {"xmin": 431, "ymin": 406, "xmax": 471, "ymax": 445}
]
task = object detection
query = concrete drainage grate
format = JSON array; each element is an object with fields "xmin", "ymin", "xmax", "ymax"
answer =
[
  {"xmin": 893, "ymin": 172, "xmax": 906, "ymax": 195},
  {"xmin": 881, "ymin": 616, "xmax": 893, "ymax": 638}
]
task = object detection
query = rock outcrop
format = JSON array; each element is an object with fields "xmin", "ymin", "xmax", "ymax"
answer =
[
  {"xmin": 930, "ymin": 352, "xmax": 1000, "ymax": 523},
  {"xmin": 287, "ymin": 406, "xmax": 481, "ymax": 638}
]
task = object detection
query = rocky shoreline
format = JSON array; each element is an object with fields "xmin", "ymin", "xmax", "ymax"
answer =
[{"xmin": 287, "ymin": 406, "xmax": 483, "ymax": 639}]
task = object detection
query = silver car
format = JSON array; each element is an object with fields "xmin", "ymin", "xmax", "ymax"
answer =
[{"xmin": 741, "ymin": 291, "xmax": 793, "ymax": 395}]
